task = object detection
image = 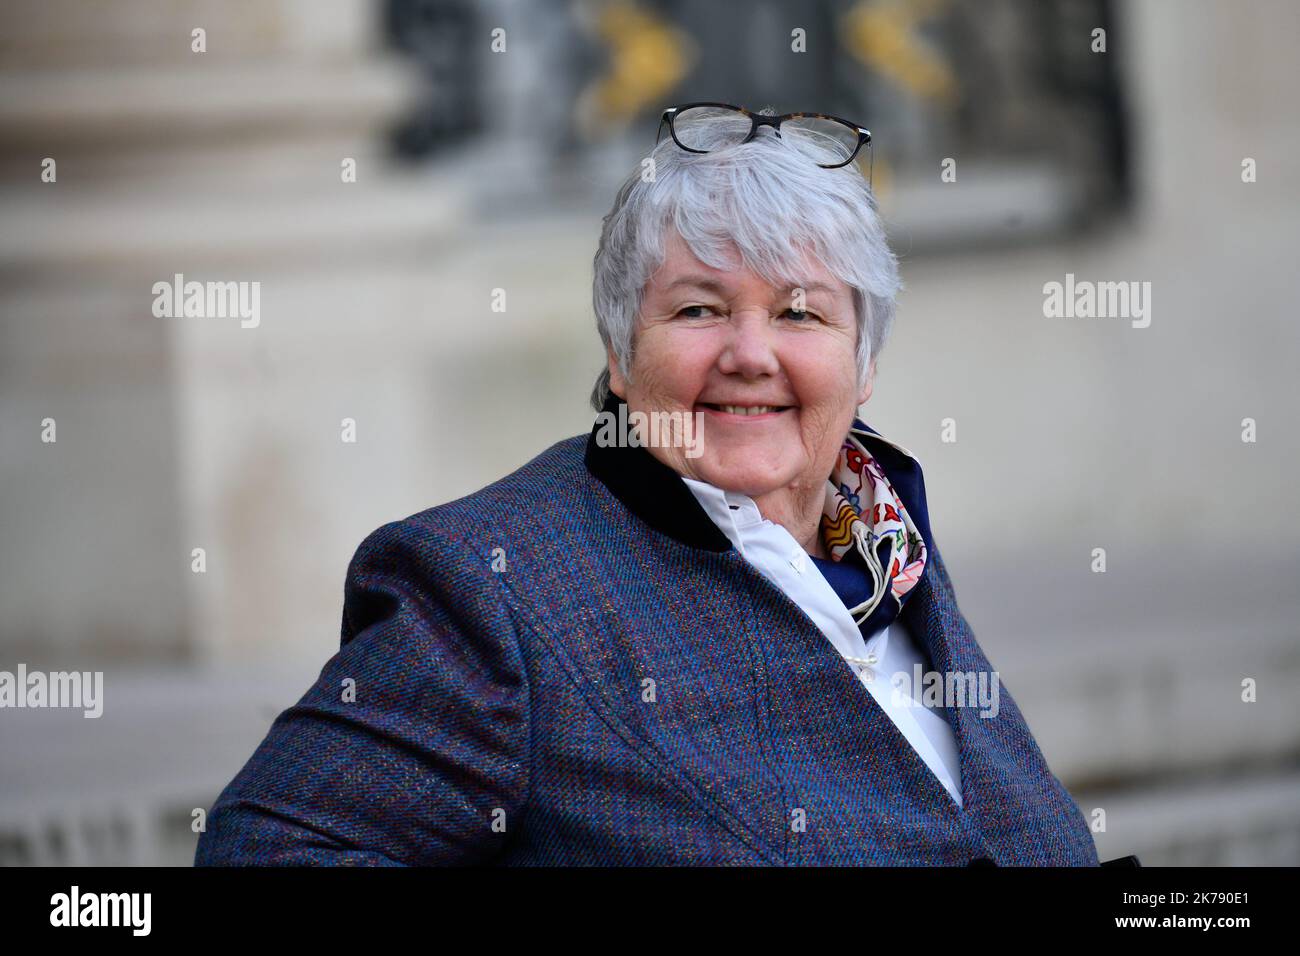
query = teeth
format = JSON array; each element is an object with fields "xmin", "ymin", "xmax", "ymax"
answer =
[{"xmin": 721, "ymin": 405, "xmax": 775, "ymax": 416}]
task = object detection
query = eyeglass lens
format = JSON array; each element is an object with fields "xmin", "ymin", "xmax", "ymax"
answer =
[{"xmin": 669, "ymin": 106, "xmax": 862, "ymax": 167}]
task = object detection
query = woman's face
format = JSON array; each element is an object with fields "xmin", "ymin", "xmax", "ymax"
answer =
[{"xmin": 609, "ymin": 229, "xmax": 872, "ymax": 498}]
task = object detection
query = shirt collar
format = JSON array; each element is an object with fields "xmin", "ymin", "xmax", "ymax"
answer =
[
  {"xmin": 679, "ymin": 477, "xmax": 762, "ymax": 556},
  {"xmin": 583, "ymin": 392, "xmax": 933, "ymax": 557}
]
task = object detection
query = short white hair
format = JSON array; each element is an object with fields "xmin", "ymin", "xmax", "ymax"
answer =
[{"xmin": 590, "ymin": 110, "xmax": 903, "ymax": 410}]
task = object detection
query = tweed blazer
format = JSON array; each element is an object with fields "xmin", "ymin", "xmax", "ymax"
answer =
[{"xmin": 195, "ymin": 396, "xmax": 1101, "ymax": 866}]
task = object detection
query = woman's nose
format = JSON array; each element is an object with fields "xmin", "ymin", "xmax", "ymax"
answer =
[{"xmin": 717, "ymin": 310, "xmax": 781, "ymax": 379}]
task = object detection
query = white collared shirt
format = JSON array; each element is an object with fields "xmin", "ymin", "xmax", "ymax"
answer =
[{"xmin": 682, "ymin": 476, "xmax": 964, "ymax": 809}]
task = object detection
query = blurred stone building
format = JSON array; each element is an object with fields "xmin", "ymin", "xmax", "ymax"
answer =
[{"xmin": 0, "ymin": 0, "xmax": 1296, "ymax": 865}]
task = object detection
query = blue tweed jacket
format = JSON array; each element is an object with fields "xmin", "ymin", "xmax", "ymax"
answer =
[{"xmin": 195, "ymin": 396, "xmax": 1100, "ymax": 866}]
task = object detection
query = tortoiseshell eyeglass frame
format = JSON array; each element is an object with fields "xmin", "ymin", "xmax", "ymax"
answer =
[{"xmin": 656, "ymin": 101, "xmax": 873, "ymax": 185}]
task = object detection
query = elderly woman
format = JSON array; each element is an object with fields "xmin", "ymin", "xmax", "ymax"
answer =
[{"xmin": 196, "ymin": 104, "xmax": 1100, "ymax": 866}]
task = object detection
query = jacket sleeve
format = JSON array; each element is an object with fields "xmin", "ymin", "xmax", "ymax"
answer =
[{"xmin": 194, "ymin": 517, "xmax": 531, "ymax": 865}]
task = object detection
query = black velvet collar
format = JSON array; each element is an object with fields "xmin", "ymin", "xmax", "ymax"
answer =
[{"xmin": 583, "ymin": 392, "xmax": 732, "ymax": 552}]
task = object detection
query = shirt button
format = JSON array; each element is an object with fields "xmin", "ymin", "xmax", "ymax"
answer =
[{"xmin": 861, "ymin": 667, "xmax": 875, "ymax": 683}]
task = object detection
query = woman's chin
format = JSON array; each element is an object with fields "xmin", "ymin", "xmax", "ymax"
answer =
[{"xmin": 693, "ymin": 460, "xmax": 795, "ymax": 498}]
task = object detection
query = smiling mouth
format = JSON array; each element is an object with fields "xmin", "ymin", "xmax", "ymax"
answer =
[{"xmin": 696, "ymin": 403, "xmax": 794, "ymax": 417}]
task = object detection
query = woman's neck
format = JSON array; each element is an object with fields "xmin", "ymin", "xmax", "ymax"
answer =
[{"xmin": 752, "ymin": 480, "xmax": 829, "ymax": 558}]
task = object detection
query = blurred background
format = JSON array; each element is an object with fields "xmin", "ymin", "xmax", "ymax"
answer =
[{"xmin": 1, "ymin": 0, "xmax": 1297, "ymax": 866}]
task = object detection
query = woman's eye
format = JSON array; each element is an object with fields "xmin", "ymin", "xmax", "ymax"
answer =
[
  {"xmin": 783, "ymin": 308, "xmax": 816, "ymax": 321},
  {"xmin": 677, "ymin": 305, "xmax": 714, "ymax": 318}
]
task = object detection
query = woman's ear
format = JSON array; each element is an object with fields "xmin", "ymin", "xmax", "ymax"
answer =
[
  {"xmin": 858, "ymin": 358, "xmax": 876, "ymax": 406},
  {"xmin": 607, "ymin": 349, "xmax": 627, "ymax": 399}
]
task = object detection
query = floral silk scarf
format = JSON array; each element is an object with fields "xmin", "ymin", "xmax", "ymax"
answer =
[{"xmin": 819, "ymin": 427, "xmax": 928, "ymax": 629}]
